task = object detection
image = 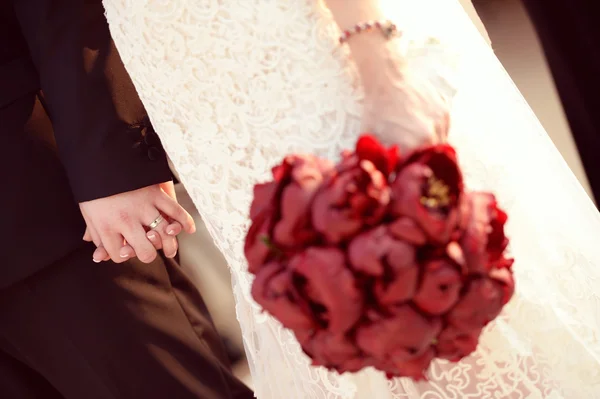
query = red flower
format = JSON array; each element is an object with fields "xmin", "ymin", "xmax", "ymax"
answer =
[
  {"xmin": 250, "ymin": 262, "xmax": 315, "ymax": 331},
  {"xmin": 245, "ymin": 137, "xmax": 515, "ymax": 381},
  {"xmin": 297, "ymin": 330, "xmax": 368, "ymax": 373},
  {"xmin": 435, "ymin": 325, "xmax": 482, "ymax": 361},
  {"xmin": 348, "ymin": 223, "xmax": 420, "ymax": 306},
  {"xmin": 356, "ymin": 305, "xmax": 442, "ymax": 364},
  {"xmin": 368, "ymin": 349, "xmax": 435, "ymax": 381},
  {"xmin": 245, "ymin": 155, "xmax": 333, "ymax": 273},
  {"xmin": 289, "ymin": 248, "xmax": 363, "ymax": 334},
  {"xmin": 460, "ymin": 192, "xmax": 511, "ymax": 273},
  {"xmin": 390, "ymin": 350, "xmax": 436, "ymax": 381},
  {"xmin": 355, "ymin": 134, "xmax": 400, "ymax": 177},
  {"xmin": 391, "ymin": 145, "xmax": 463, "ymax": 243},
  {"xmin": 244, "ymin": 210, "xmax": 273, "ymax": 275},
  {"xmin": 413, "ymin": 258, "xmax": 463, "ymax": 315},
  {"xmin": 311, "ymin": 153, "xmax": 391, "ymax": 244},
  {"xmin": 446, "ymin": 267, "xmax": 515, "ymax": 332},
  {"xmin": 388, "ymin": 217, "xmax": 428, "ymax": 245}
]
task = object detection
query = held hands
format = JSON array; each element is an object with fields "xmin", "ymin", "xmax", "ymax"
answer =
[{"xmin": 81, "ymin": 181, "xmax": 195, "ymax": 263}]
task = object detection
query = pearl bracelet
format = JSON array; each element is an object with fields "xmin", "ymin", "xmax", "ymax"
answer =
[{"xmin": 338, "ymin": 20, "xmax": 399, "ymax": 44}]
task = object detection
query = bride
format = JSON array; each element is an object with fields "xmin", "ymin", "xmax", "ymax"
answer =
[{"xmin": 101, "ymin": 0, "xmax": 600, "ymax": 397}]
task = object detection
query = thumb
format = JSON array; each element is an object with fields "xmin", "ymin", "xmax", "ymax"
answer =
[{"xmin": 159, "ymin": 181, "xmax": 178, "ymax": 201}]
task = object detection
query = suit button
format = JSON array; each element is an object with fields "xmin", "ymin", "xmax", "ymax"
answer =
[
  {"xmin": 147, "ymin": 147, "xmax": 161, "ymax": 161},
  {"xmin": 144, "ymin": 130, "xmax": 158, "ymax": 146}
]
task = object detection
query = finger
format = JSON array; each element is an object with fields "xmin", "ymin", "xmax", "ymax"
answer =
[
  {"xmin": 144, "ymin": 211, "xmax": 168, "ymax": 249},
  {"xmin": 150, "ymin": 229, "xmax": 178, "ymax": 258},
  {"xmin": 165, "ymin": 222, "xmax": 182, "ymax": 236},
  {"xmin": 146, "ymin": 230, "xmax": 163, "ymax": 250},
  {"xmin": 99, "ymin": 232, "xmax": 129, "ymax": 264},
  {"xmin": 154, "ymin": 227, "xmax": 179, "ymax": 258},
  {"xmin": 90, "ymin": 228, "xmax": 102, "ymax": 247},
  {"xmin": 81, "ymin": 214, "xmax": 103, "ymax": 247},
  {"xmin": 83, "ymin": 228, "xmax": 93, "ymax": 242},
  {"xmin": 92, "ymin": 246, "xmax": 110, "ymax": 263},
  {"xmin": 159, "ymin": 181, "xmax": 178, "ymax": 201},
  {"xmin": 119, "ymin": 243, "xmax": 136, "ymax": 260},
  {"xmin": 147, "ymin": 217, "xmax": 178, "ymax": 258},
  {"xmin": 155, "ymin": 194, "xmax": 196, "ymax": 234},
  {"xmin": 93, "ymin": 245, "xmax": 111, "ymax": 262},
  {"xmin": 123, "ymin": 225, "xmax": 158, "ymax": 264},
  {"xmin": 162, "ymin": 236, "xmax": 178, "ymax": 258}
]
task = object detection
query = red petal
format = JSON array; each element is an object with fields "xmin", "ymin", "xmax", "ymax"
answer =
[
  {"xmin": 251, "ymin": 263, "xmax": 315, "ymax": 331},
  {"xmin": 271, "ymin": 156, "xmax": 295, "ymax": 181},
  {"xmin": 291, "ymin": 248, "xmax": 363, "ymax": 334},
  {"xmin": 403, "ymin": 144, "xmax": 463, "ymax": 197},
  {"xmin": 250, "ymin": 182, "xmax": 277, "ymax": 220},
  {"xmin": 356, "ymin": 134, "xmax": 397, "ymax": 176},
  {"xmin": 413, "ymin": 260, "xmax": 462, "ymax": 315},
  {"xmin": 387, "ymin": 145, "xmax": 400, "ymax": 173},
  {"xmin": 244, "ymin": 211, "xmax": 272, "ymax": 274}
]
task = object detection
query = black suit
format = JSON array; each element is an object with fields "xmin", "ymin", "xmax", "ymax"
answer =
[
  {"xmin": 0, "ymin": 0, "xmax": 173, "ymax": 287},
  {"xmin": 0, "ymin": 1, "xmax": 252, "ymax": 398},
  {"xmin": 521, "ymin": 0, "xmax": 600, "ymax": 204}
]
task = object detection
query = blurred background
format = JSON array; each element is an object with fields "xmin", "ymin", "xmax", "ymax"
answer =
[{"xmin": 173, "ymin": 0, "xmax": 592, "ymax": 390}]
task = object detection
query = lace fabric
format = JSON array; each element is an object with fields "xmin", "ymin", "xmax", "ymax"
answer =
[{"xmin": 102, "ymin": 0, "xmax": 600, "ymax": 397}]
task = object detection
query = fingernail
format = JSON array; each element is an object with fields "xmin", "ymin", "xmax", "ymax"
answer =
[
  {"xmin": 167, "ymin": 229, "xmax": 175, "ymax": 235},
  {"xmin": 148, "ymin": 233, "xmax": 156, "ymax": 240},
  {"xmin": 93, "ymin": 258, "xmax": 101, "ymax": 263},
  {"xmin": 120, "ymin": 253, "xmax": 129, "ymax": 258}
]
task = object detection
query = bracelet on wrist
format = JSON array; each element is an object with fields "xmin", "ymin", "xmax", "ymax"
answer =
[{"xmin": 338, "ymin": 19, "xmax": 399, "ymax": 45}]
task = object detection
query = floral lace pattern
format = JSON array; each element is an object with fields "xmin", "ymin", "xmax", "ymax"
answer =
[{"xmin": 103, "ymin": 0, "xmax": 600, "ymax": 397}]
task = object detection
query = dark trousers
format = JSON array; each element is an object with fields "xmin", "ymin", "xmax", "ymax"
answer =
[
  {"xmin": 521, "ymin": 0, "xmax": 600, "ymax": 204},
  {"xmin": 0, "ymin": 243, "xmax": 254, "ymax": 399}
]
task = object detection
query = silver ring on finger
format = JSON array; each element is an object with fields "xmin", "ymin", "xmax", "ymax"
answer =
[{"xmin": 148, "ymin": 214, "xmax": 165, "ymax": 230}]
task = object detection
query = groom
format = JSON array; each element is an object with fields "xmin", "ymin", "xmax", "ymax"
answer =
[{"xmin": 0, "ymin": 1, "xmax": 253, "ymax": 398}]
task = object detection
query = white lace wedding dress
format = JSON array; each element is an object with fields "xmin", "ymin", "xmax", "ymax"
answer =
[{"xmin": 103, "ymin": 0, "xmax": 600, "ymax": 397}]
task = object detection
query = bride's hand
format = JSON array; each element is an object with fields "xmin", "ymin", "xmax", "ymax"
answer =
[
  {"xmin": 81, "ymin": 181, "xmax": 194, "ymax": 263},
  {"xmin": 322, "ymin": 0, "xmax": 451, "ymax": 154},
  {"xmin": 83, "ymin": 220, "xmax": 184, "ymax": 262},
  {"xmin": 359, "ymin": 43, "xmax": 451, "ymax": 154}
]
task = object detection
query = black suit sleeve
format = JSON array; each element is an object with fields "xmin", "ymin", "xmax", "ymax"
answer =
[{"xmin": 11, "ymin": 0, "xmax": 173, "ymax": 202}]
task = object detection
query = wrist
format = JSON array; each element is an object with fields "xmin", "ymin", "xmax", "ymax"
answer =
[
  {"xmin": 325, "ymin": 0, "xmax": 390, "ymax": 69},
  {"xmin": 322, "ymin": 0, "xmax": 407, "ymax": 96},
  {"xmin": 350, "ymin": 33, "xmax": 394, "ymax": 68},
  {"xmin": 351, "ymin": 38, "xmax": 407, "ymax": 95}
]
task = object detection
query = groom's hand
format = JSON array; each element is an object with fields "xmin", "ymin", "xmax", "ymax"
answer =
[{"xmin": 80, "ymin": 182, "xmax": 195, "ymax": 264}]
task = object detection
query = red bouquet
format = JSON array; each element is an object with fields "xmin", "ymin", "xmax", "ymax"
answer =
[{"xmin": 244, "ymin": 135, "xmax": 514, "ymax": 380}]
